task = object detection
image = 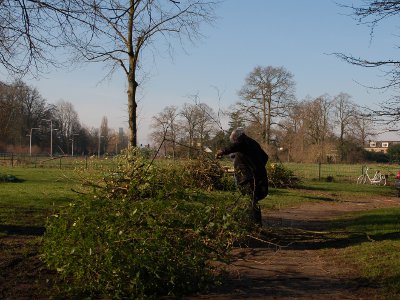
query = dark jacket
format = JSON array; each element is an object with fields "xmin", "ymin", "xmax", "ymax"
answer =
[{"xmin": 220, "ymin": 134, "xmax": 268, "ymax": 185}]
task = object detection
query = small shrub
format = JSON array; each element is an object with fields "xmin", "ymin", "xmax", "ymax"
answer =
[
  {"xmin": 267, "ymin": 163, "xmax": 300, "ymax": 188},
  {"xmin": 0, "ymin": 174, "xmax": 23, "ymax": 183}
]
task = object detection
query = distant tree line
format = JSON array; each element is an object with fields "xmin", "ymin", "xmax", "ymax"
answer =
[
  {"xmin": 150, "ymin": 65, "xmax": 384, "ymax": 163},
  {"xmin": 0, "ymin": 80, "xmax": 129, "ymax": 156}
]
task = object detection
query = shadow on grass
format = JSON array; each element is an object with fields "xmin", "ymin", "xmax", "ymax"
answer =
[
  {"xmin": 269, "ymin": 189, "xmax": 337, "ymax": 201},
  {"xmin": 201, "ymin": 271, "xmax": 375, "ymax": 299},
  {"xmin": 0, "ymin": 224, "xmax": 45, "ymax": 236},
  {"xmin": 242, "ymin": 210, "xmax": 400, "ymax": 251},
  {"xmin": 0, "ymin": 205, "xmax": 48, "ymax": 236},
  {"xmin": 0, "ymin": 175, "xmax": 25, "ymax": 183},
  {"xmin": 302, "ymin": 195, "xmax": 337, "ymax": 202}
]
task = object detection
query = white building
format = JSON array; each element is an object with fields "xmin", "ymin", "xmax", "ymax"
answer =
[{"xmin": 364, "ymin": 141, "xmax": 400, "ymax": 154}]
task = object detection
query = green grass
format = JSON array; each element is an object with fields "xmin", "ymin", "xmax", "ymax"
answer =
[
  {"xmin": 261, "ymin": 181, "xmax": 395, "ymax": 210},
  {"xmin": 0, "ymin": 167, "xmax": 80, "ymax": 228},
  {"xmin": 327, "ymin": 208, "xmax": 400, "ymax": 296}
]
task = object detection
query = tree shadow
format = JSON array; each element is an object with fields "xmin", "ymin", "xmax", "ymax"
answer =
[
  {"xmin": 303, "ymin": 195, "xmax": 337, "ymax": 202},
  {"xmin": 0, "ymin": 224, "xmax": 45, "ymax": 236},
  {"xmin": 240, "ymin": 210, "xmax": 400, "ymax": 250},
  {"xmin": 0, "ymin": 206, "xmax": 47, "ymax": 236},
  {"xmin": 194, "ymin": 262, "xmax": 377, "ymax": 299}
]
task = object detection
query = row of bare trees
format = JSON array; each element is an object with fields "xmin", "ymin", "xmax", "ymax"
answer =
[
  {"xmin": 232, "ymin": 66, "xmax": 375, "ymax": 163},
  {"xmin": 0, "ymin": 80, "xmax": 129, "ymax": 156},
  {"xmin": 150, "ymin": 102, "xmax": 226, "ymax": 159},
  {"xmin": 275, "ymin": 93, "xmax": 374, "ymax": 163},
  {"xmin": 150, "ymin": 65, "xmax": 376, "ymax": 163},
  {"xmin": 0, "ymin": 0, "xmax": 218, "ymax": 147}
]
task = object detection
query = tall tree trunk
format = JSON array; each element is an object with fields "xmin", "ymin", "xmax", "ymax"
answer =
[
  {"xmin": 262, "ymin": 94, "xmax": 267, "ymax": 144},
  {"xmin": 127, "ymin": 72, "xmax": 138, "ymax": 147},
  {"xmin": 266, "ymin": 93, "xmax": 272, "ymax": 145}
]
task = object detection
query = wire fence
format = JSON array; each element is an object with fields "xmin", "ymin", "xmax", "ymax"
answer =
[
  {"xmin": 1, "ymin": 152, "xmax": 400, "ymax": 183},
  {"xmin": 0, "ymin": 153, "xmax": 115, "ymax": 169},
  {"xmin": 282, "ymin": 162, "xmax": 400, "ymax": 184}
]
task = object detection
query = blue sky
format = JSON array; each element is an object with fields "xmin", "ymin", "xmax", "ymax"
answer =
[{"xmin": 17, "ymin": 0, "xmax": 400, "ymax": 144}]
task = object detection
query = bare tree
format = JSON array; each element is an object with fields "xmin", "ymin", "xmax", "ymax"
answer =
[
  {"xmin": 277, "ymin": 97, "xmax": 335, "ymax": 163},
  {"xmin": 337, "ymin": 1, "xmax": 400, "ymax": 79},
  {"xmin": 237, "ymin": 65, "xmax": 296, "ymax": 145},
  {"xmin": 179, "ymin": 103, "xmax": 200, "ymax": 158},
  {"xmin": 336, "ymin": 1, "xmax": 400, "ymax": 126},
  {"xmin": 1, "ymin": 1, "xmax": 217, "ymax": 146},
  {"xmin": 53, "ymin": 100, "xmax": 81, "ymax": 154},
  {"xmin": 0, "ymin": 82, "xmax": 22, "ymax": 145},
  {"xmin": 0, "ymin": 80, "xmax": 52, "ymax": 150},
  {"xmin": 150, "ymin": 105, "xmax": 179, "ymax": 158},
  {"xmin": 100, "ymin": 116, "xmax": 111, "ymax": 155},
  {"xmin": 332, "ymin": 93, "xmax": 357, "ymax": 160},
  {"xmin": 277, "ymin": 102, "xmax": 305, "ymax": 162},
  {"xmin": 0, "ymin": 0, "xmax": 62, "ymax": 76},
  {"xmin": 48, "ymin": 0, "xmax": 217, "ymax": 147},
  {"xmin": 350, "ymin": 109, "xmax": 377, "ymax": 146},
  {"xmin": 303, "ymin": 95, "xmax": 334, "ymax": 162},
  {"xmin": 12, "ymin": 81, "xmax": 52, "ymax": 135},
  {"xmin": 194, "ymin": 102, "xmax": 216, "ymax": 147}
]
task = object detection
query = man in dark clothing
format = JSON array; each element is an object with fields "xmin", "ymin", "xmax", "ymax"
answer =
[{"xmin": 216, "ymin": 128, "xmax": 268, "ymax": 225}]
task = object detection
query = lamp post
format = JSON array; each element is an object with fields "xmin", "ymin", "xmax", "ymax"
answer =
[
  {"xmin": 27, "ymin": 127, "xmax": 40, "ymax": 156},
  {"xmin": 71, "ymin": 133, "xmax": 79, "ymax": 156},
  {"xmin": 42, "ymin": 119, "xmax": 57, "ymax": 157}
]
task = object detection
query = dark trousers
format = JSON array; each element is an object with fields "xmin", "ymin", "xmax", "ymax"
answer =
[{"xmin": 239, "ymin": 179, "xmax": 267, "ymax": 226}]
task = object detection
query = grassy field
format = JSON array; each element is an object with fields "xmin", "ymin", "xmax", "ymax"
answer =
[
  {"xmin": 326, "ymin": 208, "xmax": 400, "ymax": 296},
  {"xmin": 0, "ymin": 167, "xmax": 80, "ymax": 229},
  {"xmin": 261, "ymin": 180, "xmax": 396, "ymax": 210},
  {"xmin": 1, "ymin": 166, "xmax": 400, "ymax": 297},
  {"xmin": 0, "ymin": 165, "xmax": 397, "ymax": 226}
]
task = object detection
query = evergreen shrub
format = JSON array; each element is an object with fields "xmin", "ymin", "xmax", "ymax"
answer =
[{"xmin": 267, "ymin": 163, "xmax": 300, "ymax": 188}]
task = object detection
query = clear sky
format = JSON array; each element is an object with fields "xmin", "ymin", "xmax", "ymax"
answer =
[{"xmin": 14, "ymin": 0, "xmax": 400, "ymax": 144}]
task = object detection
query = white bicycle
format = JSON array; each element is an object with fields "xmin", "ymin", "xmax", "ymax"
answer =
[{"xmin": 357, "ymin": 166, "xmax": 387, "ymax": 186}]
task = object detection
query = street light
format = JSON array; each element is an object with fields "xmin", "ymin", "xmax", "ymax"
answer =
[
  {"xmin": 42, "ymin": 119, "xmax": 57, "ymax": 157},
  {"xmin": 71, "ymin": 133, "xmax": 79, "ymax": 156},
  {"xmin": 27, "ymin": 127, "xmax": 40, "ymax": 156}
]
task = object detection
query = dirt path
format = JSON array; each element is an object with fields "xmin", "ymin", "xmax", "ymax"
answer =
[{"xmin": 188, "ymin": 195, "xmax": 400, "ymax": 299}]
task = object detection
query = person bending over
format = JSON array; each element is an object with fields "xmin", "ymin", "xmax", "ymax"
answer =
[{"xmin": 216, "ymin": 128, "xmax": 268, "ymax": 226}]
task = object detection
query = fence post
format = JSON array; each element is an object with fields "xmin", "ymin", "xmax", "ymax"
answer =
[
  {"xmin": 59, "ymin": 157, "xmax": 62, "ymax": 169},
  {"xmin": 319, "ymin": 162, "xmax": 321, "ymax": 181},
  {"xmin": 11, "ymin": 153, "xmax": 14, "ymax": 167},
  {"xmin": 86, "ymin": 155, "xmax": 88, "ymax": 169}
]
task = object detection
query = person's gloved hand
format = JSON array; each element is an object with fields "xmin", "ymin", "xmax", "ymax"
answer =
[{"xmin": 215, "ymin": 149, "xmax": 224, "ymax": 159}]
